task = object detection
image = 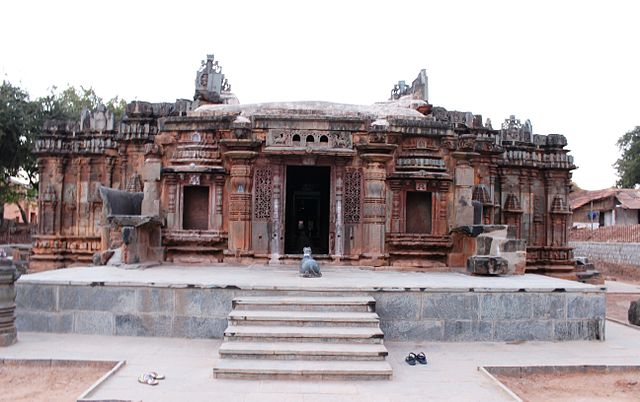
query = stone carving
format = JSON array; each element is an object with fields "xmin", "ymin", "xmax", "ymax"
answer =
[
  {"xmin": 194, "ymin": 54, "xmax": 230, "ymax": 103},
  {"xmin": 0, "ymin": 259, "xmax": 21, "ymax": 346},
  {"xmin": 501, "ymin": 115, "xmax": 533, "ymax": 143},
  {"xmin": 300, "ymin": 247, "xmax": 322, "ymax": 278},
  {"xmin": 126, "ymin": 172, "xmax": 143, "ymax": 192},
  {"xmin": 253, "ymin": 168, "xmax": 272, "ymax": 220},
  {"xmin": 344, "ymin": 170, "xmax": 361, "ymax": 224},
  {"xmin": 266, "ymin": 130, "xmax": 352, "ymax": 149}
]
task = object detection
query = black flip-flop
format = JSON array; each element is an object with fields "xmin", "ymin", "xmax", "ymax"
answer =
[
  {"xmin": 405, "ymin": 353, "xmax": 417, "ymax": 366},
  {"xmin": 416, "ymin": 352, "xmax": 427, "ymax": 365}
]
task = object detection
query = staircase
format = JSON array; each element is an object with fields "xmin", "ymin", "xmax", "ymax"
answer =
[{"xmin": 213, "ymin": 296, "xmax": 392, "ymax": 380}]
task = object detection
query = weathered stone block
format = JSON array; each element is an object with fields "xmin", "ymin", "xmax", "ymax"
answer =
[
  {"xmin": 467, "ymin": 256, "xmax": 509, "ymax": 275},
  {"xmin": 375, "ymin": 293, "xmax": 421, "ymax": 320},
  {"xmin": 15, "ymin": 311, "xmax": 73, "ymax": 333},
  {"xmin": 74, "ymin": 311, "xmax": 114, "ymax": 335},
  {"xmin": 531, "ymin": 294, "xmax": 566, "ymax": 319},
  {"xmin": 567, "ymin": 294, "xmax": 605, "ymax": 319},
  {"xmin": 15, "ymin": 284, "xmax": 57, "ymax": 311},
  {"xmin": 380, "ymin": 320, "xmax": 443, "ymax": 341},
  {"xmin": 174, "ymin": 289, "xmax": 234, "ymax": 318},
  {"xmin": 422, "ymin": 294, "xmax": 479, "ymax": 320},
  {"xmin": 115, "ymin": 314, "xmax": 172, "ymax": 337},
  {"xmin": 494, "ymin": 320, "xmax": 553, "ymax": 342},
  {"xmin": 628, "ymin": 300, "xmax": 640, "ymax": 326},
  {"xmin": 59, "ymin": 286, "xmax": 136, "ymax": 313},
  {"xmin": 171, "ymin": 316, "xmax": 227, "ymax": 338},
  {"xmin": 554, "ymin": 319, "xmax": 604, "ymax": 341},
  {"xmin": 444, "ymin": 320, "xmax": 493, "ymax": 341},
  {"xmin": 136, "ymin": 288, "xmax": 174, "ymax": 314},
  {"xmin": 480, "ymin": 293, "xmax": 532, "ymax": 320}
]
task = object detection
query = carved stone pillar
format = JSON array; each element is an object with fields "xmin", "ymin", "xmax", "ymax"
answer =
[
  {"xmin": 214, "ymin": 175, "xmax": 224, "ymax": 232},
  {"xmin": 269, "ymin": 163, "xmax": 282, "ymax": 264},
  {"xmin": 361, "ymin": 156, "xmax": 391, "ymax": 260},
  {"xmin": 53, "ymin": 157, "xmax": 67, "ymax": 235},
  {"xmin": 334, "ymin": 162, "xmax": 345, "ymax": 257},
  {"xmin": 389, "ymin": 181, "xmax": 402, "ymax": 233}
]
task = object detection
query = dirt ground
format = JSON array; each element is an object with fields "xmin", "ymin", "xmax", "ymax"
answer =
[
  {"xmin": 594, "ymin": 259, "xmax": 640, "ymax": 284},
  {"xmin": 0, "ymin": 363, "xmax": 109, "ymax": 402},
  {"xmin": 496, "ymin": 371, "xmax": 640, "ymax": 402},
  {"xmin": 607, "ymin": 293, "xmax": 640, "ymax": 325}
]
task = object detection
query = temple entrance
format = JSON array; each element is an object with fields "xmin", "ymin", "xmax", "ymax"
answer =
[{"xmin": 284, "ymin": 166, "xmax": 330, "ymax": 254}]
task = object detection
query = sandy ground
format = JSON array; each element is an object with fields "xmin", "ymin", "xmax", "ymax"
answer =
[
  {"xmin": 0, "ymin": 363, "xmax": 109, "ymax": 402},
  {"xmin": 607, "ymin": 293, "xmax": 640, "ymax": 324},
  {"xmin": 496, "ymin": 371, "xmax": 640, "ymax": 402}
]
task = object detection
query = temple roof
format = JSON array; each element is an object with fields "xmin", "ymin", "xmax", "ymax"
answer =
[{"xmin": 191, "ymin": 99, "xmax": 428, "ymax": 120}]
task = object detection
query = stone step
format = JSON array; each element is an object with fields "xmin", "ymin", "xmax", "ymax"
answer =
[
  {"xmin": 213, "ymin": 359, "xmax": 392, "ymax": 380},
  {"xmin": 228, "ymin": 310, "xmax": 380, "ymax": 327},
  {"xmin": 232, "ymin": 296, "xmax": 376, "ymax": 312},
  {"xmin": 223, "ymin": 325, "xmax": 384, "ymax": 344},
  {"xmin": 219, "ymin": 341, "xmax": 388, "ymax": 361}
]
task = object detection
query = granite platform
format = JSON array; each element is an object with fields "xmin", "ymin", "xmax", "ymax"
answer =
[{"xmin": 15, "ymin": 264, "xmax": 606, "ymax": 342}]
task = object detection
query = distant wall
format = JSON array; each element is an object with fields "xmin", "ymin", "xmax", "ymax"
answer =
[{"xmin": 571, "ymin": 241, "xmax": 640, "ymax": 267}]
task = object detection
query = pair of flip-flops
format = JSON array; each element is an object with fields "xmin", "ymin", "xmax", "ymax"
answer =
[
  {"xmin": 405, "ymin": 352, "xmax": 427, "ymax": 366},
  {"xmin": 138, "ymin": 371, "xmax": 165, "ymax": 386}
]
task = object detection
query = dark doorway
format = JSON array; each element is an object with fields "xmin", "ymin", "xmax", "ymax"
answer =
[
  {"xmin": 406, "ymin": 191, "xmax": 432, "ymax": 233},
  {"xmin": 183, "ymin": 186, "xmax": 209, "ymax": 230},
  {"xmin": 285, "ymin": 166, "xmax": 330, "ymax": 254}
]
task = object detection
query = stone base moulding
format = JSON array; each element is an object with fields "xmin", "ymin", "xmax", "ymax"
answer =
[{"xmin": 15, "ymin": 268, "xmax": 606, "ymax": 342}]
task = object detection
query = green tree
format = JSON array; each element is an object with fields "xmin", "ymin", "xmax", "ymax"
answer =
[
  {"xmin": 615, "ymin": 126, "xmax": 640, "ymax": 188},
  {"xmin": 0, "ymin": 82, "xmax": 126, "ymax": 225},
  {"xmin": 0, "ymin": 81, "xmax": 41, "ymax": 225}
]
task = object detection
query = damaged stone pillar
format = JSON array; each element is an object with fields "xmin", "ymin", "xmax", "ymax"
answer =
[
  {"xmin": 0, "ymin": 260, "xmax": 20, "ymax": 346},
  {"xmin": 454, "ymin": 163, "xmax": 475, "ymax": 227},
  {"xmin": 141, "ymin": 156, "xmax": 162, "ymax": 216}
]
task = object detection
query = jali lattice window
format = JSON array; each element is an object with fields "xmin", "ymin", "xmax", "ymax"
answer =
[
  {"xmin": 344, "ymin": 169, "xmax": 361, "ymax": 224},
  {"xmin": 254, "ymin": 168, "xmax": 272, "ymax": 220}
]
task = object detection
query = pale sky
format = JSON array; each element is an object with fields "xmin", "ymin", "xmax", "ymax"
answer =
[{"xmin": 2, "ymin": 0, "xmax": 638, "ymax": 190}]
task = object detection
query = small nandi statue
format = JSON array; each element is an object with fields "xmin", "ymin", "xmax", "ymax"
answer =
[{"xmin": 300, "ymin": 247, "xmax": 322, "ymax": 278}]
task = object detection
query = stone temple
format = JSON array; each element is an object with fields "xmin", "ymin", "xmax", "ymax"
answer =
[{"xmin": 31, "ymin": 55, "xmax": 578, "ymax": 279}]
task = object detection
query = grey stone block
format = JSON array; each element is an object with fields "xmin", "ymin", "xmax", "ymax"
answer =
[
  {"xmin": 15, "ymin": 311, "xmax": 73, "ymax": 333},
  {"xmin": 374, "ymin": 293, "xmax": 421, "ymax": 320},
  {"xmin": 444, "ymin": 320, "xmax": 493, "ymax": 341},
  {"xmin": 554, "ymin": 319, "xmax": 604, "ymax": 341},
  {"xmin": 567, "ymin": 294, "xmax": 605, "ymax": 319},
  {"xmin": 136, "ymin": 288, "xmax": 174, "ymax": 314},
  {"xmin": 531, "ymin": 294, "xmax": 566, "ymax": 319},
  {"xmin": 380, "ymin": 319, "xmax": 443, "ymax": 341},
  {"xmin": 59, "ymin": 286, "xmax": 136, "ymax": 313},
  {"xmin": 172, "ymin": 316, "xmax": 227, "ymax": 338},
  {"xmin": 480, "ymin": 293, "xmax": 532, "ymax": 320},
  {"xmin": 494, "ymin": 320, "xmax": 553, "ymax": 342},
  {"xmin": 15, "ymin": 284, "xmax": 57, "ymax": 311},
  {"xmin": 115, "ymin": 314, "xmax": 172, "ymax": 337},
  {"xmin": 74, "ymin": 311, "xmax": 114, "ymax": 335},
  {"xmin": 174, "ymin": 289, "xmax": 234, "ymax": 318},
  {"xmin": 422, "ymin": 294, "xmax": 479, "ymax": 320}
]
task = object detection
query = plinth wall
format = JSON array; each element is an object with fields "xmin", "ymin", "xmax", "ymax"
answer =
[{"xmin": 15, "ymin": 283, "xmax": 605, "ymax": 342}]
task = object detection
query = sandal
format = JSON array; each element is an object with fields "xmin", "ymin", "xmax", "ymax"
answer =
[
  {"xmin": 416, "ymin": 352, "xmax": 427, "ymax": 365},
  {"xmin": 148, "ymin": 371, "xmax": 165, "ymax": 380},
  {"xmin": 138, "ymin": 373, "xmax": 159, "ymax": 386},
  {"xmin": 405, "ymin": 353, "xmax": 416, "ymax": 366}
]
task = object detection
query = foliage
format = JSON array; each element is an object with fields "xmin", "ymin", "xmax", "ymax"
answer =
[
  {"xmin": 0, "ymin": 81, "xmax": 126, "ymax": 224},
  {"xmin": 614, "ymin": 126, "xmax": 640, "ymax": 188}
]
